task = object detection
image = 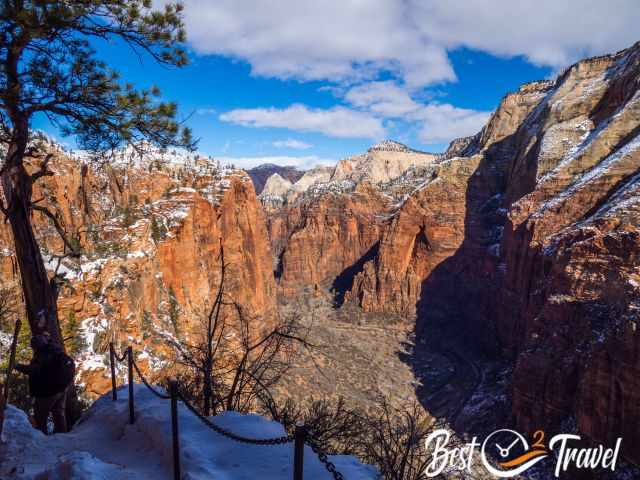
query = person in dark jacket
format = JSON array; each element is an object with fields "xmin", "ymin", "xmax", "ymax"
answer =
[{"xmin": 14, "ymin": 334, "xmax": 75, "ymax": 434}]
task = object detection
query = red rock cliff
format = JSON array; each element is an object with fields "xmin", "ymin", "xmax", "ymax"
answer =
[
  {"xmin": 0, "ymin": 146, "xmax": 276, "ymax": 395},
  {"xmin": 345, "ymin": 42, "xmax": 640, "ymax": 463}
]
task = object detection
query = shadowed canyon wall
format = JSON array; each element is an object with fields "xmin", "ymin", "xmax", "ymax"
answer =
[{"xmin": 264, "ymin": 42, "xmax": 640, "ymax": 464}]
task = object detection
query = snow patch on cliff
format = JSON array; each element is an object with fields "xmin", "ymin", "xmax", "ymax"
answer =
[{"xmin": 534, "ymin": 131, "xmax": 640, "ymax": 219}]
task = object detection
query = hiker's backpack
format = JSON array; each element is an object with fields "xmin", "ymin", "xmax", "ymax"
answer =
[
  {"xmin": 37, "ymin": 350, "xmax": 76, "ymax": 396},
  {"xmin": 54, "ymin": 352, "xmax": 76, "ymax": 391}
]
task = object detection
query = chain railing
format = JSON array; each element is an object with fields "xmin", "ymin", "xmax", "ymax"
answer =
[
  {"xmin": 109, "ymin": 342, "xmax": 346, "ymax": 480},
  {"xmin": 131, "ymin": 357, "xmax": 170, "ymax": 400},
  {"xmin": 177, "ymin": 388, "xmax": 294, "ymax": 445},
  {"xmin": 308, "ymin": 439, "xmax": 346, "ymax": 480}
]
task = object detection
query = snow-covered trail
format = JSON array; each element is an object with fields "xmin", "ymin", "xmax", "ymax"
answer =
[
  {"xmin": 1, "ymin": 387, "xmax": 174, "ymax": 480},
  {"xmin": 0, "ymin": 385, "xmax": 376, "ymax": 480}
]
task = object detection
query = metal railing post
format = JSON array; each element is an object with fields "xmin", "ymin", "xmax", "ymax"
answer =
[
  {"xmin": 0, "ymin": 319, "xmax": 21, "ymax": 437},
  {"xmin": 127, "ymin": 346, "xmax": 135, "ymax": 424},
  {"xmin": 170, "ymin": 380, "xmax": 181, "ymax": 480},
  {"xmin": 109, "ymin": 342, "xmax": 117, "ymax": 401},
  {"xmin": 293, "ymin": 422, "xmax": 306, "ymax": 480}
]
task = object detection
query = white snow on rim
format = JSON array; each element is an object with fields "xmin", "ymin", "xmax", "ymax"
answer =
[
  {"xmin": 0, "ymin": 385, "xmax": 377, "ymax": 480},
  {"xmin": 533, "ymin": 131, "xmax": 640, "ymax": 219}
]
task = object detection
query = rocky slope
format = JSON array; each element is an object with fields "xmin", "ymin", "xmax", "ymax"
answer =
[
  {"xmin": 341, "ymin": 42, "xmax": 640, "ymax": 464},
  {"xmin": 267, "ymin": 183, "xmax": 392, "ymax": 297},
  {"xmin": 498, "ymin": 46, "xmax": 640, "ymax": 463},
  {"xmin": 346, "ymin": 81, "xmax": 553, "ymax": 319},
  {"xmin": 259, "ymin": 141, "xmax": 438, "ymax": 297},
  {"xmin": 331, "ymin": 140, "xmax": 439, "ymax": 184},
  {"xmin": 0, "ymin": 142, "xmax": 277, "ymax": 396},
  {"xmin": 261, "ymin": 173, "xmax": 294, "ymax": 198}
]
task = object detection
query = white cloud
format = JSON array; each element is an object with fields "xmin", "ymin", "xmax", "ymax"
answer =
[
  {"xmin": 409, "ymin": 0, "xmax": 640, "ymax": 68},
  {"xmin": 344, "ymin": 81, "xmax": 421, "ymax": 117},
  {"xmin": 343, "ymin": 81, "xmax": 490, "ymax": 144},
  {"xmin": 414, "ymin": 104, "xmax": 491, "ymax": 144},
  {"xmin": 221, "ymin": 83, "xmax": 489, "ymax": 147},
  {"xmin": 160, "ymin": 0, "xmax": 455, "ymax": 87},
  {"xmin": 219, "ymin": 104, "xmax": 385, "ymax": 139},
  {"xmin": 217, "ymin": 155, "xmax": 335, "ymax": 170},
  {"xmin": 272, "ymin": 139, "xmax": 312, "ymax": 150},
  {"xmin": 163, "ymin": 0, "xmax": 639, "ymax": 88},
  {"xmin": 167, "ymin": 1, "xmax": 637, "ymax": 148}
]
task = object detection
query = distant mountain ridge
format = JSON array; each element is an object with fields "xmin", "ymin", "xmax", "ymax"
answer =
[
  {"xmin": 246, "ymin": 164, "xmax": 304, "ymax": 194},
  {"xmin": 367, "ymin": 139, "xmax": 431, "ymax": 154},
  {"xmin": 258, "ymin": 139, "xmax": 439, "ymax": 206}
]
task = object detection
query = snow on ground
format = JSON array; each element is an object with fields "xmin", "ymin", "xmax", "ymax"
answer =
[{"xmin": 0, "ymin": 385, "xmax": 377, "ymax": 480}]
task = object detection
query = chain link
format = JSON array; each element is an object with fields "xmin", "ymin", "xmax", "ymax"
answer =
[
  {"xmin": 113, "ymin": 348, "xmax": 127, "ymax": 363},
  {"xmin": 177, "ymin": 390, "xmax": 294, "ymax": 445},
  {"xmin": 308, "ymin": 440, "xmax": 346, "ymax": 480},
  {"xmin": 131, "ymin": 358, "xmax": 171, "ymax": 400}
]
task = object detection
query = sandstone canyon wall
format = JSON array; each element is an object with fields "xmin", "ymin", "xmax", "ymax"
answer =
[
  {"xmin": 341, "ymin": 43, "xmax": 640, "ymax": 463},
  {"xmin": 261, "ymin": 42, "xmax": 640, "ymax": 464},
  {"xmin": 260, "ymin": 141, "xmax": 439, "ymax": 298},
  {"xmin": 499, "ymin": 45, "xmax": 640, "ymax": 460},
  {"xmin": 0, "ymin": 144, "xmax": 276, "ymax": 395}
]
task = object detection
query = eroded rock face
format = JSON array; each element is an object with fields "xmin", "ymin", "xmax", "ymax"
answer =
[
  {"xmin": 347, "ymin": 80, "xmax": 552, "ymax": 320},
  {"xmin": 267, "ymin": 185, "xmax": 392, "ymax": 297},
  {"xmin": 261, "ymin": 173, "xmax": 294, "ymax": 198},
  {"xmin": 290, "ymin": 166, "xmax": 334, "ymax": 194},
  {"xmin": 260, "ymin": 140, "xmax": 437, "ymax": 297},
  {"xmin": 345, "ymin": 155, "xmax": 479, "ymax": 317},
  {"xmin": 331, "ymin": 141, "xmax": 439, "ymax": 185},
  {"xmin": 496, "ymin": 45, "xmax": 640, "ymax": 462},
  {"xmin": 246, "ymin": 164, "xmax": 304, "ymax": 194},
  {"xmin": 0, "ymin": 145, "xmax": 276, "ymax": 396},
  {"xmin": 343, "ymin": 42, "xmax": 640, "ymax": 463}
]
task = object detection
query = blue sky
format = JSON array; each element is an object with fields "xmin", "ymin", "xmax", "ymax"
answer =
[{"xmin": 35, "ymin": 1, "xmax": 639, "ymax": 169}]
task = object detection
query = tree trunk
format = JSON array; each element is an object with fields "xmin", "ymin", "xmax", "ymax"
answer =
[
  {"xmin": 1, "ymin": 141, "xmax": 62, "ymax": 347},
  {"xmin": 203, "ymin": 362, "xmax": 212, "ymax": 416}
]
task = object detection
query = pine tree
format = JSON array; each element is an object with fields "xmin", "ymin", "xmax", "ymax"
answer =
[
  {"xmin": 121, "ymin": 205, "xmax": 135, "ymax": 228},
  {"xmin": 62, "ymin": 311, "xmax": 86, "ymax": 356},
  {"xmin": 0, "ymin": 288, "xmax": 32, "ymax": 413},
  {"xmin": 0, "ymin": 285, "xmax": 17, "ymax": 333},
  {"xmin": 141, "ymin": 309, "xmax": 153, "ymax": 340},
  {"xmin": 151, "ymin": 215, "xmax": 167, "ymax": 242},
  {"xmin": 0, "ymin": 1, "xmax": 194, "ymax": 350},
  {"xmin": 168, "ymin": 286, "xmax": 180, "ymax": 337}
]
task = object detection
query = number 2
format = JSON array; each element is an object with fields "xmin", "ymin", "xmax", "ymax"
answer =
[{"xmin": 532, "ymin": 430, "xmax": 545, "ymax": 449}]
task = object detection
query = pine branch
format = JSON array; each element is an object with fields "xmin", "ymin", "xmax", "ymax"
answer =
[
  {"xmin": 31, "ymin": 204, "xmax": 81, "ymax": 257},
  {"xmin": 30, "ymin": 153, "xmax": 54, "ymax": 181}
]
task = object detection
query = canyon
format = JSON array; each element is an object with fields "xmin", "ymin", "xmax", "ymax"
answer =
[
  {"xmin": 0, "ymin": 41, "xmax": 638, "ymax": 476},
  {"xmin": 259, "ymin": 42, "xmax": 640, "ymax": 469}
]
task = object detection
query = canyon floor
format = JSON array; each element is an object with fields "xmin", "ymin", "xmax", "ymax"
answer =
[{"xmin": 276, "ymin": 286, "xmax": 511, "ymax": 437}]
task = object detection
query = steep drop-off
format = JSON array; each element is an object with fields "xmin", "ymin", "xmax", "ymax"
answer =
[{"xmin": 342, "ymin": 42, "xmax": 640, "ymax": 463}]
